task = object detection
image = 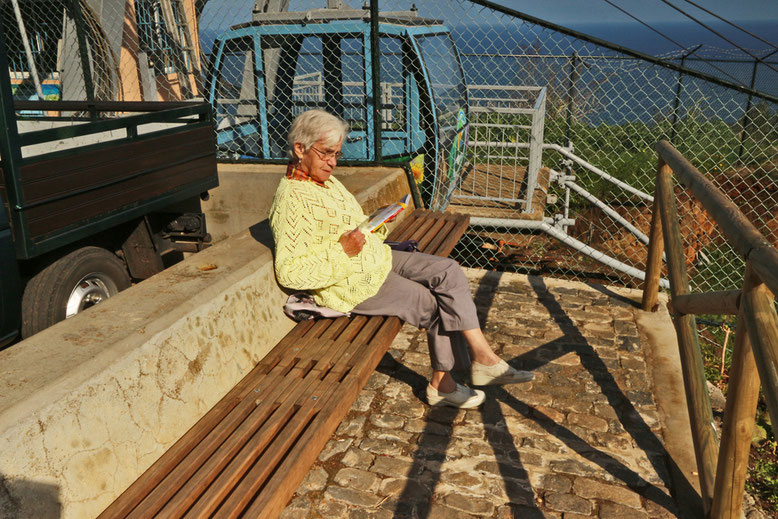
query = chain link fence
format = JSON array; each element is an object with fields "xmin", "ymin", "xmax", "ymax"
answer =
[
  {"xmin": 2, "ymin": 0, "xmax": 777, "ymax": 296},
  {"xmin": 0, "ymin": 0, "xmax": 203, "ymax": 103}
]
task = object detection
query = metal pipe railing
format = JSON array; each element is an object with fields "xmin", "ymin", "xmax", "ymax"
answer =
[
  {"xmin": 544, "ymin": 143, "xmax": 654, "ymax": 202},
  {"xmin": 642, "ymin": 140, "xmax": 778, "ymax": 519},
  {"xmin": 470, "ymin": 216, "xmax": 669, "ymax": 288}
]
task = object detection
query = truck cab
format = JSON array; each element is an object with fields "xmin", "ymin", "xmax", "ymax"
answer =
[{"xmin": 207, "ymin": 8, "xmax": 469, "ymax": 211}]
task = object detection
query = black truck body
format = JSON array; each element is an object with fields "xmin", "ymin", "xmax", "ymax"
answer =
[{"xmin": 0, "ymin": 5, "xmax": 218, "ymax": 348}]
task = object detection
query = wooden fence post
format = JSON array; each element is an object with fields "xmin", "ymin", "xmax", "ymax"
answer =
[
  {"xmin": 656, "ymin": 162, "xmax": 718, "ymax": 513},
  {"xmin": 742, "ymin": 272, "xmax": 778, "ymax": 446},
  {"xmin": 641, "ymin": 160, "xmax": 665, "ymax": 312},
  {"xmin": 710, "ymin": 263, "xmax": 762, "ymax": 519}
]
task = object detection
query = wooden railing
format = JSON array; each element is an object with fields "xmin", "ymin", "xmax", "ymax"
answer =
[{"xmin": 642, "ymin": 141, "xmax": 778, "ymax": 519}]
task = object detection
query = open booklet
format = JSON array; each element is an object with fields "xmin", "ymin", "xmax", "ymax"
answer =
[{"xmin": 358, "ymin": 194, "xmax": 411, "ymax": 233}]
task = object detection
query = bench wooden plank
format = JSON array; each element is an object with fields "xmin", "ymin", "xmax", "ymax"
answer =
[
  {"xmin": 241, "ymin": 317, "xmax": 400, "ymax": 518},
  {"xmin": 101, "ymin": 209, "xmax": 469, "ymax": 518},
  {"xmin": 391, "ymin": 208, "xmax": 424, "ymax": 235},
  {"xmin": 416, "ymin": 215, "xmax": 448, "ymax": 251},
  {"xmin": 96, "ymin": 318, "xmax": 322, "ymax": 517},
  {"xmin": 162, "ymin": 376, "xmax": 334, "ymax": 518},
  {"xmin": 206, "ymin": 380, "xmax": 337, "ymax": 518},
  {"xmin": 433, "ymin": 214, "xmax": 470, "ymax": 257}
]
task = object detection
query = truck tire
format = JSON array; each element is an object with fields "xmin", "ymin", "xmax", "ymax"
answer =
[{"xmin": 21, "ymin": 246, "xmax": 131, "ymax": 338}]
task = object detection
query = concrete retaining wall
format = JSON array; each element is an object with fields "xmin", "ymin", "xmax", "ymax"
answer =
[
  {"xmin": 202, "ymin": 164, "xmax": 414, "ymax": 243},
  {"xmin": 0, "ymin": 166, "xmax": 412, "ymax": 518}
]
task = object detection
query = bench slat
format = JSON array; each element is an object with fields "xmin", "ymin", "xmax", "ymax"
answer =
[
  {"xmin": 240, "ymin": 319, "xmax": 399, "ymax": 518},
  {"xmin": 416, "ymin": 215, "xmax": 449, "ymax": 251},
  {"xmin": 209, "ymin": 380, "xmax": 337, "ymax": 518},
  {"xmin": 173, "ymin": 378, "xmax": 334, "ymax": 518},
  {"xmin": 97, "ymin": 319, "xmax": 321, "ymax": 518},
  {"xmin": 431, "ymin": 214, "xmax": 470, "ymax": 257}
]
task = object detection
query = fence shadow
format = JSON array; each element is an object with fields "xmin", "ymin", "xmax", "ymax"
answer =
[
  {"xmin": 379, "ymin": 270, "xmax": 547, "ymax": 518},
  {"xmin": 378, "ymin": 273, "xmax": 693, "ymax": 517},
  {"xmin": 523, "ymin": 276, "xmax": 696, "ymax": 513}
]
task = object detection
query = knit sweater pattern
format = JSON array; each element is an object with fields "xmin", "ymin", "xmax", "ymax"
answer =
[{"xmin": 269, "ymin": 175, "xmax": 393, "ymax": 313}]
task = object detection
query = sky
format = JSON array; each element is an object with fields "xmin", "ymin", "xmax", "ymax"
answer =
[
  {"xmin": 497, "ymin": 0, "xmax": 778, "ymax": 24},
  {"xmin": 202, "ymin": 1, "xmax": 778, "ymax": 28},
  {"xmin": 200, "ymin": 0, "xmax": 778, "ymax": 54},
  {"xmin": 491, "ymin": 0, "xmax": 778, "ymax": 54}
]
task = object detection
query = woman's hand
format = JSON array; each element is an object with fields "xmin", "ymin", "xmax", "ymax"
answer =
[{"xmin": 339, "ymin": 229, "xmax": 366, "ymax": 257}]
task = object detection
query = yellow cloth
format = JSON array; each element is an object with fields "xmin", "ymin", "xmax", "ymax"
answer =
[{"xmin": 269, "ymin": 175, "xmax": 393, "ymax": 313}]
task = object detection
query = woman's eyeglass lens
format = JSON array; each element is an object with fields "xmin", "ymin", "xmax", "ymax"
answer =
[{"xmin": 310, "ymin": 146, "xmax": 344, "ymax": 161}]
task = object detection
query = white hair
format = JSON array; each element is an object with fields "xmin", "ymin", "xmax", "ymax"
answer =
[{"xmin": 288, "ymin": 109, "xmax": 349, "ymax": 159}]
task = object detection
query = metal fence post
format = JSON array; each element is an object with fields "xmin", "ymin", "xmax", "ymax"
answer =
[
  {"xmin": 370, "ymin": 0, "xmax": 382, "ymax": 161},
  {"xmin": 564, "ymin": 52, "xmax": 579, "ymax": 147},
  {"xmin": 68, "ymin": 0, "xmax": 96, "ymax": 116},
  {"xmin": 670, "ymin": 45, "xmax": 700, "ymax": 142},
  {"xmin": 736, "ymin": 51, "xmax": 776, "ymax": 163}
]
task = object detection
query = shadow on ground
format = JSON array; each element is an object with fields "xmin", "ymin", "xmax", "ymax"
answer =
[{"xmin": 377, "ymin": 273, "xmax": 695, "ymax": 518}]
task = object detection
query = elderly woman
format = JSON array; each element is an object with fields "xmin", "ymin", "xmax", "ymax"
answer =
[{"xmin": 269, "ymin": 109, "xmax": 532, "ymax": 408}]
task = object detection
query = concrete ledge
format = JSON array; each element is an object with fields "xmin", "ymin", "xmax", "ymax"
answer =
[
  {"xmin": 203, "ymin": 164, "xmax": 414, "ymax": 243},
  {"xmin": 0, "ymin": 166, "xmax": 412, "ymax": 518}
]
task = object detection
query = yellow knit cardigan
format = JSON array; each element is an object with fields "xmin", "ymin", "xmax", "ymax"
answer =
[{"xmin": 269, "ymin": 175, "xmax": 393, "ymax": 313}]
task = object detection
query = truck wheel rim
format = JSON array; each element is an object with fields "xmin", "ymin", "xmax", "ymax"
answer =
[{"xmin": 66, "ymin": 273, "xmax": 119, "ymax": 318}]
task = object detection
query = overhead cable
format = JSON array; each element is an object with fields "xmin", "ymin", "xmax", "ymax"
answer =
[
  {"xmin": 464, "ymin": 0, "xmax": 778, "ymax": 105},
  {"xmin": 681, "ymin": 0, "xmax": 778, "ymax": 52},
  {"xmin": 600, "ymin": 0, "xmax": 745, "ymax": 85},
  {"xmin": 657, "ymin": 0, "xmax": 778, "ymax": 74}
]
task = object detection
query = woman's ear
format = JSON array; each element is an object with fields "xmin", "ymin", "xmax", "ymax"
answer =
[{"xmin": 293, "ymin": 142, "xmax": 306, "ymax": 161}]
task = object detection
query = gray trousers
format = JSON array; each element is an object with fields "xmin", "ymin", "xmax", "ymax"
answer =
[{"xmin": 352, "ymin": 250, "xmax": 479, "ymax": 371}]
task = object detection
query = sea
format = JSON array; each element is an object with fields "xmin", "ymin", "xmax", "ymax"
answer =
[{"xmin": 447, "ymin": 20, "xmax": 778, "ymax": 124}]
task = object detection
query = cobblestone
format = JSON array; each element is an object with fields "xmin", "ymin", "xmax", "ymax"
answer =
[
  {"xmin": 544, "ymin": 492, "xmax": 593, "ymax": 514},
  {"xmin": 333, "ymin": 468, "xmax": 381, "ymax": 492},
  {"xmin": 599, "ymin": 502, "xmax": 649, "ymax": 518},
  {"xmin": 428, "ymin": 504, "xmax": 481, "ymax": 519},
  {"xmin": 442, "ymin": 492, "xmax": 497, "ymax": 515},
  {"xmin": 358, "ymin": 438, "xmax": 405, "ymax": 456},
  {"xmin": 296, "ymin": 467, "xmax": 329, "ymax": 493},
  {"xmin": 324, "ymin": 486, "xmax": 384, "ymax": 507},
  {"xmin": 567, "ymin": 412, "xmax": 609, "ymax": 433},
  {"xmin": 370, "ymin": 455, "xmax": 416, "ymax": 477},
  {"xmin": 282, "ymin": 271, "xmax": 684, "ymax": 518},
  {"xmin": 341, "ymin": 447, "xmax": 374, "ymax": 469},
  {"xmin": 319, "ymin": 438, "xmax": 354, "ymax": 461},
  {"xmin": 350, "ymin": 392, "xmax": 375, "ymax": 412},
  {"xmin": 366, "ymin": 428, "xmax": 413, "ymax": 442},
  {"xmin": 336, "ymin": 415, "xmax": 367, "ymax": 437},
  {"xmin": 572, "ymin": 477, "xmax": 643, "ymax": 508}
]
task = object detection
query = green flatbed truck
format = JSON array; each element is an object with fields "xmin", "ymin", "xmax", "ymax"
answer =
[{"xmin": 0, "ymin": 22, "xmax": 218, "ymax": 348}]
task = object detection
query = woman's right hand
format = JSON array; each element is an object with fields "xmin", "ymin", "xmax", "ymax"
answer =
[{"xmin": 339, "ymin": 229, "xmax": 366, "ymax": 257}]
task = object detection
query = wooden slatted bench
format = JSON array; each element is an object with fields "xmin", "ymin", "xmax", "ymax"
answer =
[{"xmin": 99, "ymin": 208, "xmax": 470, "ymax": 519}]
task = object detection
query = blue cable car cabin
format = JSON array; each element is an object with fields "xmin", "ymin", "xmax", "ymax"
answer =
[{"xmin": 207, "ymin": 9, "xmax": 469, "ymax": 211}]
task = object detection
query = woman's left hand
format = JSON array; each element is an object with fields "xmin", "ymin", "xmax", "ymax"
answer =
[{"xmin": 339, "ymin": 229, "xmax": 366, "ymax": 257}]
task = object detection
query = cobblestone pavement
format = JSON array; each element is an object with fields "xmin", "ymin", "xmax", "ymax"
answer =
[{"xmin": 280, "ymin": 269, "xmax": 684, "ymax": 518}]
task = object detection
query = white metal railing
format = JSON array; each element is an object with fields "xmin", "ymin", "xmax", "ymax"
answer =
[{"xmin": 456, "ymin": 85, "xmax": 546, "ymax": 212}]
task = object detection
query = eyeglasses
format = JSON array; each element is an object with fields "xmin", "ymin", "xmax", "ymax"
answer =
[{"xmin": 310, "ymin": 146, "xmax": 344, "ymax": 161}]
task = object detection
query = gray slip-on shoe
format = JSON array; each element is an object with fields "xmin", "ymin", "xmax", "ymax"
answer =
[
  {"xmin": 471, "ymin": 359, "xmax": 534, "ymax": 386},
  {"xmin": 426, "ymin": 383, "xmax": 486, "ymax": 408}
]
